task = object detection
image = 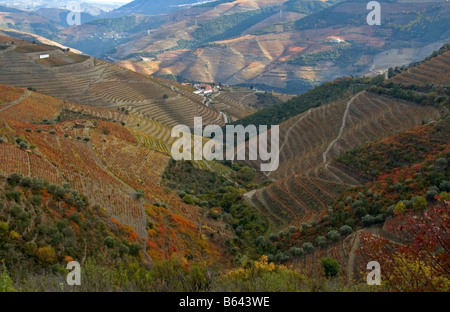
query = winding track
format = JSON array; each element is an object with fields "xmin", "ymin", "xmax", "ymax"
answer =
[
  {"xmin": 0, "ymin": 89, "xmax": 31, "ymax": 113},
  {"xmin": 322, "ymin": 93, "xmax": 358, "ymax": 164}
]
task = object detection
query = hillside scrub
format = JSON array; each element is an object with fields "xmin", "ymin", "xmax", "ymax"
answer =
[
  {"xmin": 368, "ymin": 83, "xmax": 450, "ymax": 108},
  {"xmin": 162, "ymin": 159, "xmax": 268, "ymax": 260},
  {"xmin": 192, "ymin": 9, "xmax": 275, "ymax": 43},
  {"xmin": 286, "ymin": 0, "xmax": 336, "ymax": 15},
  {"xmin": 0, "ymin": 174, "xmax": 150, "ymax": 282}
]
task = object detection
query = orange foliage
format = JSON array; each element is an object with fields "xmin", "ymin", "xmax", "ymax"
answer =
[
  {"xmin": 63, "ymin": 256, "xmax": 74, "ymax": 263},
  {"xmin": 170, "ymin": 214, "xmax": 196, "ymax": 229}
]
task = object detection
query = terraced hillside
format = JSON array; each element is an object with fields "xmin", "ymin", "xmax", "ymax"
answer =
[
  {"xmin": 0, "ymin": 35, "xmax": 224, "ymax": 128},
  {"xmin": 63, "ymin": 98, "xmax": 228, "ymax": 163},
  {"xmin": 254, "ymin": 115, "xmax": 450, "ymax": 282},
  {"xmin": 0, "ymin": 84, "xmax": 229, "ymax": 263},
  {"xmin": 391, "ymin": 49, "xmax": 450, "ymax": 86},
  {"xmin": 0, "ymin": 7, "xmax": 63, "ymax": 39},
  {"xmin": 211, "ymin": 88, "xmax": 257, "ymax": 120},
  {"xmin": 244, "ymin": 49, "xmax": 450, "ymax": 232},
  {"xmin": 246, "ymin": 91, "xmax": 443, "ymax": 230},
  {"xmin": 310, "ymin": 119, "xmax": 450, "ymax": 281}
]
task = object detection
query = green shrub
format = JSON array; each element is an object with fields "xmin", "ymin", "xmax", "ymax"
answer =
[
  {"xmin": 104, "ymin": 236, "xmax": 115, "ymax": 248},
  {"xmin": 237, "ymin": 166, "xmax": 255, "ymax": 183},
  {"xmin": 255, "ymin": 236, "xmax": 265, "ymax": 246},
  {"xmin": 0, "ymin": 265, "xmax": 16, "ymax": 292},
  {"xmin": 0, "ymin": 221, "xmax": 9, "ymax": 234},
  {"xmin": 362, "ymin": 214, "xmax": 375, "ymax": 227},
  {"xmin": 345, "ymin": 196, "xmax": 353, "ymax": 205},
  {"xmin": 167, "ymin": 181, "xmax": 177, "ymax": 189},
  {"xmin": 19, "ymin": 141, "xmax": 28, "ymax": 150},
  {"xmin": 290, "ymin": 247, "xmax": 304, "ymax": 257},
  {"xmin": 129, "ymin": 243, "xmax": 141, "ymax": 256},
  {"xmin": 436, "ymin": 158, "xmax": 447, "ymax": 167},
  {"xmin": 302, "ymin": 242, "xmax": 314, "ymax": 253},
  {"xmin": 10, "ymin": 204, "xmax": 22, "ymax": 217},
  {"xmin": 386, "ymin": 205, "xmax": 395, "ymax": 216},
  {"xmin": 183, "ymin": 195, "xmax": 195, "ymax": 205},
  {"xmin": 119, "ymin": 243, "xmax": 129, "ymax": 256},
  {"xmin": 5, "ymin": 191, "xmax": 21, "ymax": 203},
  {"xmin": 412, "ymin": 196, "xmax": 427, "ymax": 212},
  {"xmin": 288, "ymin": 226, "xmax": 298, "ymax": 233},
  {"xmin": 393, "ymin": 183, "xmax": 403, "ymax": 192},
  {"xmin": 321, "ymin": 257, "xmax": 340, "ymax": 278},
  {"xmin": 425, "ymin": 187, "xmax": 439, "ymax": 201},
  {"xmin": 340, "ymin": 225, "xmax": 353, "ymax": 235},
  {"xmin": 355, "ymin": 206, "xmax": 368, "ymax": 218},
  {"xmin": 276, "ymin": 252, "xmax": 289, "ymax": 263},
  {"xmin": 31, "ymin": 177, "xmax": 45, "ymax": 190},
  {"xmin": 316, "ymin": 236, "xmax": 327, "ymax": 248},
  {"xmin": 20, "ymin": 177, "xmax": 32, "ymax": 188},
  {"xmin": 440, "ymin": 180, "xmax": 450, "ymax": 192},
  {"xmin": 300, "ymin": 222, "xmax": 310, "ymax": 230},
  {"xmin": 69, "ymin": 213, "xmax": 82, "ymax": 225},
  {"xmin": 268, "ymin": 233, "xmax": 278, "ymax": 242},
  {"xmin": 30, "ymin": 194, "xmax": 43, "ymax": 207},
  {"xmin": 327, "ymin": 230, "xmax": 340, "ymax": 242}
]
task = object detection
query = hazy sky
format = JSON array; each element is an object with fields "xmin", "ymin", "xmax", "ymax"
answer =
[{"xmin": 86, "ymin": 0, "xmax": 132, "ymax": 3}]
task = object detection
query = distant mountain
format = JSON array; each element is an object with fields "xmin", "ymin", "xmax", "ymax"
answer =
[
  {"xmin": 0, "ymin": 0, "xmax": 121, "ymax": 16},
  {"xmin": 0, "ymin": 5, "xmax": 63, "ymax": 38},
  {"xmin": 34, "ymin": 8, "xmax": 96, "ymax": 27},
  {"xmin": 2, "ymin": 0, "xmax": 450, "ymax": 94},
  {"xmin": 107, "ymin": 0, "xmax": 450, "ymax": 94},
  {"xmin": 0, "ymin": 5, "xmax": 23, "ymax": 13},
  {"xmin": 107, "ymin": 0, "xmax": 208, "ymax": 17}
]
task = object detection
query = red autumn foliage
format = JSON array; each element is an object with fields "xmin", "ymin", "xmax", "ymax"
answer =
[{"xmin": 358, "ymin": 199, "xmax": 450, "ymax": 291}]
